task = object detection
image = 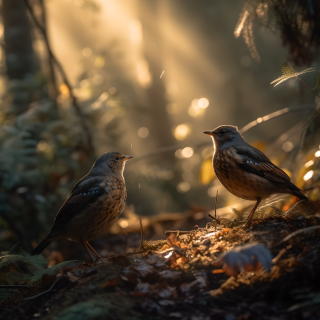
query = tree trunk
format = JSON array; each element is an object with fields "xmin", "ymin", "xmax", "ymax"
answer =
[{"xmin": 2, "ymin": 0, "xmax": 39, "ymax": 113}]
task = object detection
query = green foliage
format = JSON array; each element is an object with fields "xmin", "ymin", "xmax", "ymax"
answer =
[
  {"xmin": 270, "ymin": 62, "xmax": 316, "ymax": 87},
  {"xmin": 0, "ymin": 89, "xmax": 95, "ymax": 248}
]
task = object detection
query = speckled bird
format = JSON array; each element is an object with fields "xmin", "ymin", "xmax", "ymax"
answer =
[
  {"xmin": 31, "ymin": 152, "xmax": 132, "ymax": 261},
  {"xmin": 203, "ymin": 125, "xmax": 307, "ymax": 226}
]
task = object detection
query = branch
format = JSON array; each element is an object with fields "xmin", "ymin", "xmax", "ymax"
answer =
[
  {"xmin": 296, "ymin": 76, "xmax": 320, "ymax": 99},
  {"xmin": 24, "ymin": 0, "xmax": 94, "ymax": 154}
]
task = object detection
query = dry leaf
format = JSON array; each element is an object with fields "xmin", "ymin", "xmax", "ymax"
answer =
[{"xmin": 214, "ymin": 242, "xmax": 272, "ymax": 276}]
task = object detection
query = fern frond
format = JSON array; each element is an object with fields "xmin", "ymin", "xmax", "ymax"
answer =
[{"xmin": 271, "ymin": 62, "xmax": 316, "ymax": 87}]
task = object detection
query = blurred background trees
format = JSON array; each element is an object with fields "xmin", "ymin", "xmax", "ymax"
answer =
[{"xmin": 0, "ymin": 0, "xmax": 319, "ymax": 259}]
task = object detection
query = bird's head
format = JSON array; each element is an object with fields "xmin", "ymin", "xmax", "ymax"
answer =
[
  {"xmin": 91, "ymin": 151, "xmax": 133, "ymax": 176},
  {"xmin": 203, "ymin": 125, "xmax": 243, "ymax": 149}
]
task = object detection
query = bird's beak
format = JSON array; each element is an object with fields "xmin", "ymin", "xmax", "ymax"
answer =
[
  {"xmin": 203, "ymin": 130, "xmax": 214, "ymax": 136},
  {"xmin": 123, "ymin": 155, "xmax": 133, "ymax": 161}
]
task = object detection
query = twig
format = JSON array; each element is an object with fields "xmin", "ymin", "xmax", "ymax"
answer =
[
  {"xmin": 24, "ymin": 0, "xmax": 94, "ymax": 153},
  {"xmin": 38, "ymin": 0, "xmax": 58, "ymax": 96},
  {"xmin": 24, "ymin": 276, "xmax": 61, "ymax": 300},
  {"xmin": 282, "ymin": 225, "xmax": 320, "ymax": 243},
  {"xmin": 296, "ymin": 76, "xmax": 320, "ymax": 99},
  {"xmin": 214, "ymin": 191, "xmax": 218, "ymax": 230},
  {"xmin": 208, "ymin": 191, "xmax": 220, "ymax": 228},
  {"xmin": 214, "ymin": 191, "xmax": 218, "ymax": 218},
  {"xmin": 0, "ymin": 285, "xmax": 28, "ymax": 288},
  {"xmin": 165, "ymin": 230, "xmax": 191, "ymax": 235},
  {"xmin": 129, "ymin": 104, "xmax": 316, "ymax": 163},
  {"xmin": 139, "ymin": 216, "xmax": 144, "ymax": 249},
  {"xmin": 271, "ymin": 248, "xmax": 287, "ymax": 264}
]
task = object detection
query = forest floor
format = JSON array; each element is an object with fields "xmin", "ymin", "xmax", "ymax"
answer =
[{"xmin": 1, "ymin": 200, "xmax": 320, "ymax": 320}]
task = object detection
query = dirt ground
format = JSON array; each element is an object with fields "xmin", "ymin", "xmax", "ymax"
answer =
[{"xmin": 1, "ymin": 201, "xmax": 320, "ymax": 320}]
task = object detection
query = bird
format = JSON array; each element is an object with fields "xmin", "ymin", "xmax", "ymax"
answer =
[
  {"xmin": 203, "ymin": 125, "xmax": 307, "ymax": 226},
  {"xmin": 31, "ymin": 151, "xmax": 133, "ymax": 261}
]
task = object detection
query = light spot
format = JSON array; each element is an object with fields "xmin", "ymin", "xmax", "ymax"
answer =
[
  {"xmin": 304, "ymin": 170, "xmax": 314, "ymax": 181},
  {"xmin": 119, "ymin": 219, "xmax": 129, "ymax": 228},
  {"xmin": 198, "ymin": 98, "xmax": 209, "ymax": 108},
  {"xmin": 137, "ymin": 127, "xmax": 149, "ymax": 138},
  {"xmin": 164, "ymin": 251, "xmax": 173, "ymax": 258},
  {"xmin": 174, "ymin": 124, "xmax": 190, "ymax": 141},
  {"xmin": 315, "ymin": 150, "xmax": 320, "ymax": 157},
  {"xmin": 82, "ymin": 47, "xmax": 92, "ymax": 57},
  {"xmin": 181, "ymin": 147, "xmax": 194, "ymax": 158},
  {"xmin": 282, "ymin": 141, "xmax": 294, "ymax": 152},
  {"xmin": 109, "ymin": 87, "xmax": 116, "ymax": 94},
  {"xmin": 92, "ymin": 74, "xmax": 104, "ymax": 85},
  {"xmin": 207, "ymin": 186, "xmax": 221, "ymax": 197},
  {"xmin": 177, "ymin": 181, "xmax": 190, "ymax": 193},
  {"xmin": 37, "ymin": 140, "xmax": 47, "ymax": 151},
  {"xmin": 304, "ymin": 160, "xmax": 314, "ymax": 168},
  {"xmin": 175, "ymin": 149, "xmax": 183, "ymax": 159},
  {"xmin": 129, "ymin": 19, "xmax": 142, "ymax": 44}
]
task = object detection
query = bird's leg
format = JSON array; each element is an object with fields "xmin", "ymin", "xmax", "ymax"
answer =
[
  {"xmin": 86, "ymin": 241, "xmax": 102, "ymax": 260},
  {"xmin": 245, "ymin": 197, "xmax": 261, "ymax": 227},
  {"xmin": 82, "ymin": 241, "xmax": 95, "ymax": 262}
]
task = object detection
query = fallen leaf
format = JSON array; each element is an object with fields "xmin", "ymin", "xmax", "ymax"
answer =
[
  {"xmin": 214, "ymin": 242, "xmax": 272, "ymax": 276},
  {"xmin": 101, "ymin": 278, "xmax": 118, "ymax": 289},
  {"xmin": 134, "ymin": 281, "xmax": 178, "ymax": 299},
  {"xmin": 180, "ymin": 274, "xmax": 208, "ymax": 294}
]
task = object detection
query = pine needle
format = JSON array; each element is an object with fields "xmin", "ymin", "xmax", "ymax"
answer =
[{"xmin": 271, "ymin": 62, "xmax": 316, "ymax": 87}]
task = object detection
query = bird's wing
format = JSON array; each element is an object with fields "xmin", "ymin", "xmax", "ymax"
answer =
[
  {"xmin": 231, "ymin": 145, "xmax": 294, "ymax": 185},
  {"xmin": 53, "ymin": 176, "xmax": 105, "ymax": 226}
]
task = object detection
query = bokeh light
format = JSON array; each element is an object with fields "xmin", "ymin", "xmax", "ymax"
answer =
[
  {"xmin": 304, "ymin": 170, "xmax": 314, "ymax": 181},
  {"xmin": 175, "ymin": 149, "xmax": 183, "ymax": 159},
  {"xmin": 94, "ymin": 56, "xmax": 105, "ymax": 68},
  {"xmin": 177, "ymin": 182, "xmax": 190, "ymax": 193},
  {"xmin": 304, "ymin": 160, "xmax": 314, "ymax": 168},
  {"xmin": 315, "ymin": 150, "xmax": 320, "ymax": 157},
  {"xmin": 37, "ymin": 140, "xmax": 48, "ymax": 152},
  {"xmin": 198, "ymin": 98, "xmax": 209, "ymax": 108},
  {"xmin": 282, "ymin": 141, "xmax": 294, "ymax": 152},
  {"xmin": 136, "ymin": 59, "xmax": 152, "ymax": 88},
  {"xmin": 174, "ymin": 124, "xmax": 190, "ymax": 140},
  {"xmin": 188, "ymin": 105, "xmax": 205, "ymax": 117},
  {"xmin": 119, "ymin": 219, "xmax": 129, "ymax": 228},
  {"xmin": 109, "ymin": 87, "xmax": 117, "ymax": 94},
  {"xmin": 207, "ymin": 186, "xmax": 221, "ymax": 197},
  {"xmin": 82, "ymin": 47, "xmax": 92, "ymax": 57},
  {"xmin": 181, "ymin": 147, "xmax": 194, "ymax": 158},
  {"xmin": 129, "ymin": 19, "xmax": 142, "ymax": 44},
  {"xmin": 137, "ymin": 127, "xmax": 149, "ymax": 138}
]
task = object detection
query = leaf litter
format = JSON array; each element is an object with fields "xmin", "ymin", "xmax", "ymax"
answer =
[{"xmin": 1, "ymin": 207, "xmax": 320, "ymax": 319}]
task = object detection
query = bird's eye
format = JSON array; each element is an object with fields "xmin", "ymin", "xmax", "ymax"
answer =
[
  {"xmin": 115, "ymin": 156, "xmax": 120, "ymax": 161},
  {"xmin": 220, "ymin": 129, "xmax": 227, "ymax": 134}
]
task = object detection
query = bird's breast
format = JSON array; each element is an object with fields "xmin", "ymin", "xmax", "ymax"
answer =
[{"xmin": 213, "ymin": 149, "xmax": 259, "ymax": 200}]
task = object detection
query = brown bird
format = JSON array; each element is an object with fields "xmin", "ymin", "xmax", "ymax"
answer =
[
  {"xmin": 203, "ymin": 125, "xmax": 307, "ymax": 226},
  {"xmin": 31, "ymin": 152, "xmax": 133, "ymax": 261}
]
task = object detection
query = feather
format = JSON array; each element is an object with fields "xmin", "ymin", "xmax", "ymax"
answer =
[
  {"xmin": 231, "ymin": 145, "xmax": 306, "ymax": 198},
  {"xmin": 53, "ymin": 175, "xmax": 105, "ymax": 227}
]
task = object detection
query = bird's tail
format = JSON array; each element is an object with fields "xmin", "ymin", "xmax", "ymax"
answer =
[{"xmin": 31, "ymin": 235, "xmax": 52, "ymax": 255}]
